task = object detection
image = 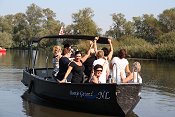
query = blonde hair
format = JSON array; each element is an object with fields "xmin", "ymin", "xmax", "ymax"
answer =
[
  {"xmin": 96, "ymin": 50, "xmax": 104, "ymax": 58},
  {"xmin": 53, "ymin": 45, "xmax": 62, "ymax": 54},
  {"xmin": 132, "ymin": 62, "xmax": 141, "ymax": 72}
]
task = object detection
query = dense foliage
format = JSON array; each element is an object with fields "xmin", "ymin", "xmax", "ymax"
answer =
[{"xmin": 0, "ymin": 3, "xmax": 175, "ymax": 60}]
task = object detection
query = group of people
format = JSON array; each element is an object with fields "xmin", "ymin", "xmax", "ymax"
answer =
[{"xmin": 52, "ymin": 37, "xmax": 142, "ymax": 84}]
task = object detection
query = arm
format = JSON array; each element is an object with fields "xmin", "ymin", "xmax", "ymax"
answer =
[
  {"xmin": 110, "ymin": 63, "xmax": 113, "ymax": 69},
  {"xmin": 125, "ymin": 64, "xmax": 131, "ymax": 76},
  {"xmin": 122, "ymin": 73, "xmax": 133, "ymax": 83},
  {"xmin": 59, "ymin": 66, "xmax": 73, "ymax": 83},
  {"xmin": 81, "ymin": 41, "xmax": 93, "ymax": 63},
  {"xmin": 106, "ymin": 62, "xmax": 110, "ymax": 80},
  {"xmin": 120, "ymin": 71, "xmax": 125, "ymax": 81},
  {"xmin": 94, "ymin": 36, "xmax": 99, "ymax": 53},
  {"xmin": 89, "ymin": 65, "xmax": 94, "ymax": 82},
  {"xmin": 107, "ymin": 38, "xmax": 113, "ymax": 61}
]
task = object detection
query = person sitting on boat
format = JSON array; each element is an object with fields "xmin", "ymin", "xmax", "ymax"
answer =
[
  {"xmin": 110, "ymin": 49, "xmax": 131, "ymax": 83},
  {"xmin": 121, "ymin": 61, "xmax": 142, "ymax": 83},
  {"xmin": 90, "ymin": 64, "xmax": 103, "ymax": 84},
  {"xmin": 92, "ymin": 50, "xmax": 110, "ymax": 83},
  {"xmin": 59, "ymin": 44, "xmax": 92, "ymax": 83},
  {"xmin": 55, "ymin": 47, "xmax": 72, "ymax": 82},
  {"xmin": 52, "ymin": 45, "xmax": 62, "ymax": 77}
]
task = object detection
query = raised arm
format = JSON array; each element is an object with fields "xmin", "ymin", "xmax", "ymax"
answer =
[
  {"xmin": 107, "ymin": 38, "xmax": 113, "ymax": 61},
  {"xmin": 81, "ymin": 41, "xmax": 93, "ymax": 63},
  {"xmin": 94, "ymin": 36, "xmax": 99, "ymax": 53}
]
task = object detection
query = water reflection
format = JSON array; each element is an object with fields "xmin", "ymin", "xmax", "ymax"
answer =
[
  {"xmin": 1, "ymin": 50, "xmax": 175, "ymax": 117},
  {"xmin": 0, "ymin": 49, "xmax": 30, "ymax": 68},
  {"xmin": 129, "ymin": 59, "xmax": 175, "ymax": 93},
  {"xmin": 21, "ymin": 91, "xmax": 138, "ymax": 117},
  {"xmin": 135, "ymin": 87, "xmax": 175, "ymax": 117}
]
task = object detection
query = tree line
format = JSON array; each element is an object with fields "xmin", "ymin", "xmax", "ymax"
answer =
[{"xmin": 0, "ymin": 3, "xmax": 175, "ymax": 60}]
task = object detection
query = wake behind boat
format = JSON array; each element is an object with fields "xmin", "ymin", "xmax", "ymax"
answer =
[{"xmin": 21, "ymin": 35, "xmax": 142, "ymax": 116}]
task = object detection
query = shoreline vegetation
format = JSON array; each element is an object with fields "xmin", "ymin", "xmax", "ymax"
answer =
[{"xmin": 0, "ymin": 3, "xmax": 175, "ymax": 61}]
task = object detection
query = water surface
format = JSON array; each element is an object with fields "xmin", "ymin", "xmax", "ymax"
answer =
[{"xmin": 0, "ymin": 50, "xmax": 175, "ymax": 117}]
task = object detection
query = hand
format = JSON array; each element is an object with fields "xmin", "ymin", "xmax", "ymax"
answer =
[
  {"xmin": 58, "ymin": 79, "xmax": 66, "ymax": 83},
  {"xmin": 108, "ymin": 38, "xmax": 112, "ymax": 44},
  {"xmin": 94, "ymin": 36, "xmax": 99, "ymax": 41}
]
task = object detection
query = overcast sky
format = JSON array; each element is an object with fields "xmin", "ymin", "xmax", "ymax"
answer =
[{"xmin": 0, "ymin": 0, "xmax": 175, "ymax": 33}]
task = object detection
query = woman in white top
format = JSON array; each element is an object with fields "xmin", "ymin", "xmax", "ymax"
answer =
[{"xmin": 110, "ymin": 49, "xmax": 131, "ymax": 83}]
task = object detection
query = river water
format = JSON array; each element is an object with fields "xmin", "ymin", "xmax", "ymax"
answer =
[{"xmin": 0, "ymin": 50, "xmax": 175, "ymax": 117}]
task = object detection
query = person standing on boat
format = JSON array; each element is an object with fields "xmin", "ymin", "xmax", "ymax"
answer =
[
  {"xmin": 83, "ymin": 40, "xmax": 97, "ymax": 81},
  {"xmin": 59, "ymin": 44, "xmax": 92, "ymax": 83},
  {"xmin": 100, "ymin": 38, "xmax": 113, "ymax": 82},
  {"xmin": 52, "ymin": 45, "xmax": 62, "ymax": 77},
  {"xmin": 90, "ymin": 64, "xmax": 103, "ymax": 84},
  {"xmin": 92, "ymin": 50, "xmax": 110, "ymax": 83},
  {"xmin": 110, "ymin": 49, "xmax": 131, "ymax": 83},
  {"xmin": 121, "ymin": 61, "xmax": 142, "ymax": 83},
  {"xmin": 55, "ymin": 47, "xmax": 72, "ymax": 82},
  {"xmin": 101, "ymin": 38, "xmax": 113, "ymax": 61}
]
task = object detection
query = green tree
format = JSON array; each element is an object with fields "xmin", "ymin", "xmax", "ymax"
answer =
[
  {"xmin": 72, "ymin": 7, "xmax": 101, "ymax": 35},
  {"xmin": 0, "ymin": 32, "xmax": 13, "ymax": 48},
  {"xmin": 106, "ymin": 13, "xmax": 134, "ymax": 39},
  {"xmin": 159, "ymin": 8, "xmax": 175, "ymax": 33},
  {"xmin": 13, "ymin": 13, "xmax": 29, "ymax": 47},
  {"xmin": 133, "ymin": 14, "xmax": 162, "ymax": 42},
  {"xmin": 0, "ymin": 15, "xmax": 14, "ymax": 34},
  {"xmin": 26, "ymin": 3, "xmax": 43, "ymax": 39},
  {"xmin": 41, "ymin": 8, "xmax": 62, "ymax": 35}
]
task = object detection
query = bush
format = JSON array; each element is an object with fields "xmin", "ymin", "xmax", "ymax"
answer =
[
  {"xmin": 157, "ymin": 31, "xmax": 175, "ymax": 44},
  {"xmin": 156, "ymin": 43, "xmax": 175, "ymax": 60},
  {"xmin": 113, "ymin": 36, "xmax": 156, "ymax": 59}
]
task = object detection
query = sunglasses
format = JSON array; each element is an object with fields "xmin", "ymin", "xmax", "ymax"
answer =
[
  {"xmin": 76, "ymin": 56, "xmax": 81, "ymax": 57},
  {"xmin": 95, "ymin": 69, "xmax": 103, "ymax": 72}
]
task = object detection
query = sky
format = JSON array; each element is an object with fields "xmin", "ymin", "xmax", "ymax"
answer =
[{"xmin": 0, "ymin": 0, "xmax": 175, "ymax": 34}]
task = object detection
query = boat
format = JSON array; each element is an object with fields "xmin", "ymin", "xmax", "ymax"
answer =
[
  {"xmin": 0, "ymin": 47, "xmax": 6, "ymax": 52},
  {"xmin": 21, "ymin": 35, "xmax": 142, "ymax": 116}
]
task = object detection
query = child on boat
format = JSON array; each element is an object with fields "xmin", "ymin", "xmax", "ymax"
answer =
[{"xmin": 121, "ymin": 61, "xmax": 142, "ymax": 83}]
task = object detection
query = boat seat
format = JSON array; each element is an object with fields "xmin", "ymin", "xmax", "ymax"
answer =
[{"xmin": 35, "ymin": 69, "xmax": 53, "ymax": 79}]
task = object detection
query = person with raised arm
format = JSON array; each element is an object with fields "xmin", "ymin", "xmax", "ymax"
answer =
[{"xmin": 59, "ymin": 42, "xmax": 93, "ymax": 83}]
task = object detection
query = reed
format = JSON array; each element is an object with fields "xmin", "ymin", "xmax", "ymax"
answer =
[{"xmin": 77, "ymin": 35, "xmax": 175, "ymax": 60}]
